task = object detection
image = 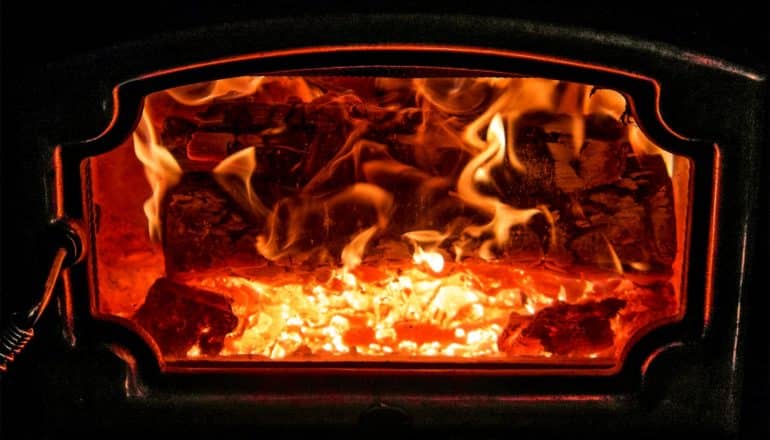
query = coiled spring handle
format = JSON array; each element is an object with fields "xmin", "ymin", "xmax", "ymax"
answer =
[{"xmin": 0, "ymin": 247, "xmax": 68, "ymax": 374}]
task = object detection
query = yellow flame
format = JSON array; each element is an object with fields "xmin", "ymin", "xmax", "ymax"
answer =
[
  {"xmin": 457, "ymin": 113, "xmax": 541, "ymax": 259},
  {"xmin": 413, "ymin": 247, "xmax": 445, "ymax": 273},
  {"xmin": 557, "ymin": 285, "xmax": 567, "ymax": 302},
  {"xmin": 213, "ymin": 147, "xmax": 269, "ymax": 217},
  {"xmin": 601, "ymin": 234, "xmax": 625, "ymax": 275},
  {"xmin": 186, "ymin": 345, "xmax": 201, "ymax": 357},
  {"xmin": 456, "ymin": 113, "xmax": 509, "ymax": 212},
  {"xmin": 629, "ymin": 261, "xmax": 651, "ymax": 272},
  {"xmin": 402, "ymin": 230, "xmax": 447, "ymax": 273},
  {"xmin": 132, "ymin": 110, "xmax": 182, "ymax": 242},
  {"xmin": 341, "ymin": 226, "xmax": 379, "ymax": 270}
]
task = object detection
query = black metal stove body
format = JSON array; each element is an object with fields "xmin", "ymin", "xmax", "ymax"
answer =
[{"xmin": 1, "ymin": 15, "xmax": 765, "ymax": 437}]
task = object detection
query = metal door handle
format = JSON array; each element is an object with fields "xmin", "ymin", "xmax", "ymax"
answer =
[{"xmin": 0, "ymin": 247, "xmax": 68, "ymax": 373}]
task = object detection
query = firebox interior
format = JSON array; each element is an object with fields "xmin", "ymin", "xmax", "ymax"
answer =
[{"xmin": 88, "ymin": 75, "xmax": 691, "ymax": 368}]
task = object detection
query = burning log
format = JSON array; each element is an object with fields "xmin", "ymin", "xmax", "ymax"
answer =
[
  {"xmin": 578, "ymin": 139, "xmax": 631, "ymax": 188},
  {"xmin": 633, "ymin": 155, "xmax": 677, "ymax": 265},
  {"xmin": 160, "ymin": 116, "xmax": 197, "ymax": 148},
  {"xmin": 498, "ymin": 298, "xmax": 626, "ymax": 356},
  {"xmin": 133, "ymin": 278, "xmax": 238, "ymax": 357},
  {"xmin": 585, "ymin": 113, "xmax": 626, "ymax": 141},
  {"xmin": 157, "ymin": 97, "xmax": 677, "ymax": 275},
  {"xmin": 151, "ymin": 80, "xmax": 679, "ymax": 274},
  {"xmin": 115, "ymin": 76, "xmax": 688, "ymax": 364},
  {"xmin": 570, "ymin": 190, "xmax": 649, "ymax": 266},
  {"xmin": 498, "ymin": 119, "xmax": 557, "ymax": 206},
  {"xmin": 616, "ymin": 280, "xmax": 677, "ymax": 326},
  {"xmin": 162, "ymin": 173, "xmax": 261, "ymax": 275},
  {"xmin": 564, "ymin": 152, "xmax": 676, "ymax": 271},
  {"xmin": 195, "ymin": 101, "xmax": 297, "ymax": 130},
  {"xmin": 186, "ymin": 132, "xmax": 234, "ymax": 162}
]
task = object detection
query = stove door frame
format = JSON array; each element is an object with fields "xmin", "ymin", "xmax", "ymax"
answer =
[{"xmin": 42, "ymin": 16, "xmax": 761, "ymax": 434}]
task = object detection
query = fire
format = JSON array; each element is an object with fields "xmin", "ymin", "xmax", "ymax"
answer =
[
  {"xmin": 255, "ymin": 182, "xmax": 393, "ymax": 263},
  {"xmin": 341, "ymin": 226, "xmax": 379, "ymax": 270},
  {"xmin": 455, "ymin": 114, "xmax": 542, "ymax": 261},
  {"xmin": 166, "ymin": 76, "xmax": 266, "ymax": 106},
  {"xmin": 403, "ymin": 230, "xmax": 447, "ymax": 273},
  {"xmin": 412, "ymin": 247, "xmax": 445, "ymax": 273},
  {"xmin": 213, "ymin": 147, "xmax": 270, "ymax": 216},
  {"xmin": 93, "ymin": 74, "xmax": 687, "ymax": 365},
  {"xmin": 132, "ymin": 109, "xmax": 182, "ymax": 241}
]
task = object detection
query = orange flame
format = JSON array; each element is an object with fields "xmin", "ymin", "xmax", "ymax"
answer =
[
  {"xmin": 166, "ymin": 76, "xmax": 265, "ymax": 106},
  {"xmin": 256, "ymin": 183, "xmax": 394, "ymax": 262}
]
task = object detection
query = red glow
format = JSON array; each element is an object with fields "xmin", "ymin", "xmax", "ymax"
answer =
[{"xmin": 89, "ymin": 73, "xmax": 691, "ymax": 371}]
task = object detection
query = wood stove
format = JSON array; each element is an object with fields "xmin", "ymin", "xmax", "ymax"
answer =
[{"xmin": 1, "ymin": 9, "xmax": 766, "ymax": 438}]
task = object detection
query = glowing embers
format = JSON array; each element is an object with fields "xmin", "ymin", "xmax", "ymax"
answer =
[
  {"xmin": 92, "ymin": 75, "xmax": 689, "ymax": 366},
  {"xmin": 171, "ymin": 261, "xmax": 676, "ymax": 361}
]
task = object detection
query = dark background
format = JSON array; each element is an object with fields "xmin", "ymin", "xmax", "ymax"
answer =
[
  {"xmin": 1, "ymin": 1, "xmax": 767, "ymax": 438},
  {"xmin": 1, "ymin": 1, "xmax": 768, "ymax": 71}
]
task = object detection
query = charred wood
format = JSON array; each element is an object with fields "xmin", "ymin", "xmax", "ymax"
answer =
[
  {"xmin": 133, "ymin": 278, "xmax": 238, "ymax": 357},
  {"xmin": 162, "ymin": 173, "xmax": 261, "ymax": 275},
  {"xmin": 499, "ymin": 298, "xmax": 626, "ymax": 356}
]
